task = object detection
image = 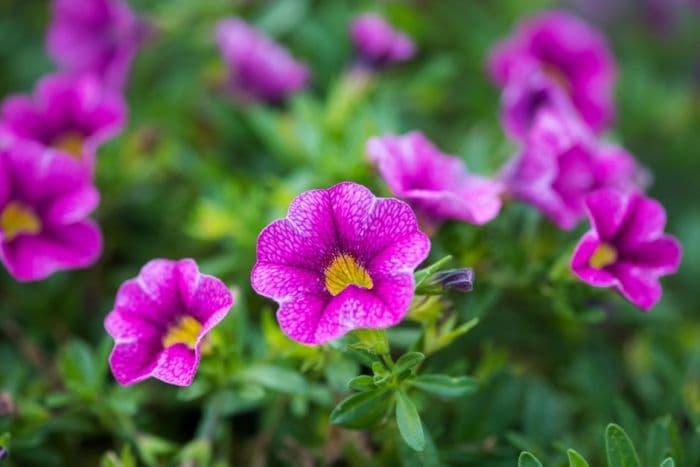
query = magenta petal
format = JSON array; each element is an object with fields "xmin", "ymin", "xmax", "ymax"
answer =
[
  {"xmin": 327, "ymin": 182, "xmax": 376, "ymax": 249},
  {"xmin": 276, "ymin": 293, "xmax": 329, "ymax": 345},
  {"xmin": 105, "ymin": 310, "xmax": 161, "ymax": 341},
  {"xmin": 109, "ymin": 339, "xmax": 161, "ymax": 386},
  {"xmin": 44, "ymin": 185, "xmax": 100, "ymax": 226},
  {"xmin": 151, "ymin": 345, "xmax": 199, "ymax": 387},
  {"xmin": 369, "ymin": 231, "xmax": 431, "ymax": 276},
  {"xmin": 251, "ymin": 263, "xmax": 324, "ymax": 299},
  {"xmin": 626, "ymin": 236, "xmax": 682, "ymax": 275},
  {"xmin": 584, "ymin": 188, "xmax": 629, "ymax": 240},
  {"xmin": 613, "ymin": 262, "xmax": 663, "ymax": 311},
  {"xmin": 617, "ymin": 194, "xmax": 667, "ymax": 251},
  {"xmin": 570, "ymin": 231, "xmax": 618, "ymax": 287},
  {"xmin": 0, "ymin": 221, "xmax": 102, "ymax": 282},
  {"xmin": 189, "ymin": 275, "xmax": 235, "ymax": 327}
]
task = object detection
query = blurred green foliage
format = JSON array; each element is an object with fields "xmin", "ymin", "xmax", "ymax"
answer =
[{"xmin": 1, "ymin": 0, "xmax": 699, "ymax": 465}]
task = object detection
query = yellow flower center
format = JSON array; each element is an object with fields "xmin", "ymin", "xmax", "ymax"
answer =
[
  {"xmin": 162, "ymin": 316, "xmax": 202, "ymax": 349},
  {"xmin": 53, "ymin": 131, "xmax": 85, "ymax": 159},
  {"xmin": 589, "ymin": 242, "xmax": 618, "ymax": 269},
  {"xmin": 542, "ymin": 63, "xmax": 571, "ymax": 95},
  {"xmin": 1, "ymin": 202, "xmax": 41, "ymax": 241},
  {"xmin": 324, "ymin": 254, "xmax": 374, "ymax": 296}
]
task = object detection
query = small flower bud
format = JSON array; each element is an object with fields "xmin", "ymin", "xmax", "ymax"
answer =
[{"xmin": 431, "ymin": 268, "xmax": 474, "ymax": 293}]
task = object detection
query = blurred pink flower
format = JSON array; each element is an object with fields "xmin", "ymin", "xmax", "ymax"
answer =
[
  {"xmin": 251, "ymin": 182, "xmax": 430, "ymax": 345},
  {"xmin": 502, "ymin": 109, "xmax": 645, "ymax": 230},
  {"xmin": 571, "ymin": 189, "xmax": 681, "ymax": 310},
  {"xmin": 349, "ymin": 13, "xmax": 415, "ymax": 68},
  {"xmin": 488, "ymin": 10, "xmax": 617, "ymax": 134},
  {"xmin": 46, "ymin": 0, "xmax": 147, "ymax": 90},
  {"xmin": 367, "ymin": 131, "xmax": 503, "ymax": 231},
  {"xmin": 0, "ymin": 73, "xmax": 126, "ymax": 172},
  {"xmin": 105, "ymin": 259, "xmax": 234, "ymax": 386},
  {"xmin": 216, "ymin": 18, "xmax": 310, "ymax": 103},
  {"xmin": 0, "ymin": 143, "xmax": 102, "ymax": 282}
]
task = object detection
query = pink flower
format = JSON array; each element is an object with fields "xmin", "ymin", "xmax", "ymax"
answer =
[
  {"xmin": 46, "ymin": 0, "xmax": 147, "ymax": 90},
  {"xmin": 215, "ymin": 18, "xmax": 310, "ymax": 103},
  {"xmin": 0, "ymin": 73, "xmax": 126, "ymax": 171},
  {"xmin": 502, "ymin": 109, "xmax": 644, "ymax": 230},
  {"xmin": 488, "ymin": 10, "xmax": 617, "ymax": 134},
  {"xmin": 105, "ymin": 259, "xmax": 234, "ymax": 386},
  {"xmin": 571, "ymin": 190, "xmax": 682, "ymax": 310},
  {"xmin": 367, "ymin": 131, "xmax": 503, "ymax": 231},
  {"xmin": 251, "ymin": 182, "xmax": 430, "ymax": 345},
  {"xmin": 349, "ymin": 13, "xmax": 415, "ymax": 68},
  {"xmin": 0, "ymin": 143, "xmax": 102, "ymax": 282}
]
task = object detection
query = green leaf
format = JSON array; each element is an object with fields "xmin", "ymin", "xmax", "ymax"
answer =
[
  {"xmin": 660, "ymin": 458, "xmax": 675, "ymax": 467},
  {"xmin": 59, "ymin": 340, "xmax": 100, "ymax": 397},
  {"xmin": 518, "ymin": 451, "xmax": 544, "ymax": 467},
  {"xmin": 568, "ymin": 449, "xmax": 590, "ymax": 467},
  {"xmin": 393, "ymin": 352, "xmax": 425, "ymax": 375},
  {"xmin": 348, "ymin": 375, "xmax": 375, "ymax": 392},
  {"xmin": 330, "ymin": 388, "xmax": 392, "ymax": 429},
  {"xmin": 409, "ymin": 374, "xmax": 477, "ymax": 397},
  {"xmin": 395, "ymin": 390, "xmax": 425, "ymax": 452},
  {"xmin": 606, "ymin": 424, "xmax": 641, "ymax": 467}
]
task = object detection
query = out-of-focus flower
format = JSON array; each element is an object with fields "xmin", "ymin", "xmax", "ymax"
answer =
[
  {"xmin": 367, "ymin": 131, "xmax": 503, "ymax": 231},
  {"xmin": 105, "ymin": 259, "xmax": 234, "ymax": 386},
  {"xmin": 0, "ymin": 144, "xmax": 102, "ymax": 282},
  {"xmin": 0, "ymin": 73, "xmax": 126, "ymax": 171},
  {"xmin": 487, "ymin": 10, "xmax": 617, "ymax": 134},
  {"xmin": 571, "ymin": 189, "xmax": 682, "ymax": 310},
  {"xmin": 251, "ymin": 182, "xmax": 430, "ymax": 345},
  {"xmin": 46, "ymin": 0, "xmax": 147, "ymax": 90},
  {"xmin": 215, "ymin": 18, "xmax": 310, "ymax": 104},
  {"xmin": 349, "ymin": 13, "xmax": 415, "ymax": 68},
  {"xmin": 502, "ymin": 109, "xmax": 644, "ymax": 230}
]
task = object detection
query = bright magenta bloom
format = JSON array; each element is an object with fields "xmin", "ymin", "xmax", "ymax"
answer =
[
  {"xmin": 0, "ymin": 73, "xmax": 126, "ymax": 171},
  {"xmin": 215, "ymin": 18, "xmax": 310, "ymax": 103},
  {"xmin": 251, "ymin": 182, "xmax": 430, "ymax": 345},
  {"xmin": 488, "ymin": 10, "xmax": 617, "ymax": 135},
  {"xmin": 0, "ymin": 143, "xmax": 102, "ymax": 282},
  {"xmin": 367, "ymin": 131, "xmax": 503, "ymax": 230},
  {"xmin": 502, "ymin": 109, "xmax": 644, "ymax": 230},
  {"xmin": 571, "ymin": 190, "xmax": 682, "ymax": 311},
  {"xmin": 105, "ymin": 259, "xmax": 234, "ymax": 386},
  {"xmin": 349, "ymin": 13, "xmax": 415, "ymax": 68},
  {"xmin": 46, "ymin": 0, "xmax": 146, "ymax": 90}
]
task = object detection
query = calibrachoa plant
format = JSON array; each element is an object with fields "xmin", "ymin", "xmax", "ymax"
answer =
[{"xmin": 0, "ymin": 2, "xmax": 696, "ymax": 466}]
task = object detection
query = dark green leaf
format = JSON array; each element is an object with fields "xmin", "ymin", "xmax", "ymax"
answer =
[
  {"xmin": 348, "ymin": 375, "xmax": 375, "ymax": 392},
  {"xmin": 330, "ymin": 388, "xmax": 392, "ymax": 429},
  {"xmin": 396, "ymin": 390, "xmax": 425, "ymax": 451},
  {"xmin": 660, "ymin": 458, "xmax": 675, "ymax": 467},
  {"xmin": 518, "ymin": 451, "xmax": 543, "ymax": 467},
  {"xmin": 394, "ymin": 352, "xmax": 425, "ymax": 375},
  {"xmin": 606, "ymin": 424, "xmax": 641, "ymax": 467},
  {"xmin": 409, "ymin": 374, "xmax": 477, "ymax": 397}
]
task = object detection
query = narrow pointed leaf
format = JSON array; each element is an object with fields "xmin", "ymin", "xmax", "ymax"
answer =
[
  {"xmin": 567, "ymin": 449, "xmax": 590, "ymax": 467},
  {"xmin": 395, "ymin": 390, "xmax": 425, "ymax": 451},
  {"xmin": 330, "ymin": 388, "xmax": 391, "ymax": 429},
  {"xmin": 606, "ymin": 424, "xmax": 641, "ymax": 467},
  {"xmin": 518, "ymin": 451, "xmax": 543, "ymax": 467},
  {"xmin": 409, "ymin": 374, "xmax": 477, "ymax": 397}
]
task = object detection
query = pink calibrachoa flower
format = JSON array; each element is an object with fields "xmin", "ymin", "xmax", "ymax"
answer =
[
  {"xmin": 0, "ymin": 143, "xmax": 102, "ymax": 282},
  {"xmin": 571, "ymin": 189, "xmax": 682, "ymax": 310},
  {"xmin": 215, "ymin": 18, "xmax": 310, "ymax": 104},
  {"xmin": 105, "ymin": 259, "xmax": 234, "ymax": 386},
  {"xmin": 367, "ymin": 131, "xmax": 503, "ymax": 231},
  {"xmin": 349, "ymin": 13, "xmax": 415, "ymax": 68},
  {"xmin": 487, "ymin": 10, "xmax": 617, "ymax": 134},
  {"xmin": 251, "ymin": 182, "xmax": 430, "ymax": 345},
  {"xmin": 0, "ymin": 73, "xmax": 126, "ymax": 171},
  {"xmin": 502, "ymin": 109, "xmax": 644, "ymax": 230},
  {"xmin": 46, "ymin": 0, "xmax": 147, "ymax": 90}
]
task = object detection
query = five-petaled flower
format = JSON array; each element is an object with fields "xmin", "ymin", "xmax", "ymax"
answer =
[
  {"xmin": 501, "ymin": 109, "xmax": 644, "ymax": 230},
  {"xmin": 46, "ymin": 0, "xmax": 147, "ymax": 90},
  {"xmin": 349, "ymin": 13, "xmax": 415, "ymax": 69},
  {"xmin": 251, "ymin": 182, "xmax": 430, "ymax": 345},
  {"xmin": 487, "ymin": 10, "xmax": 617, "ymax": 136},
  {"xmin": 105, "ymin": 259, "xmax": 234, "ymax": 386},
  {"xmin": 215, "ymin": 18, "xmax": 310, "ymax": 104},
  {"xmin": 0, "ymin": 143, "xmax": 102, "ymax": 282},
  {"xmin": 367, "ymin": 131, "xmax": 503, "ymax": 232},
  {"xmin": 571, "ymin": 189, "xmax": 682, "ymax": 310},
  {"xmin": 0, "ymin": 73, "xmax": 126, "ymax": 171}
]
